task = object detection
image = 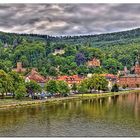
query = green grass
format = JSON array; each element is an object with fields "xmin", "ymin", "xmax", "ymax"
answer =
[{"xmin": 73, "ymin": 90, "xmax": 140, "ymax": 98}]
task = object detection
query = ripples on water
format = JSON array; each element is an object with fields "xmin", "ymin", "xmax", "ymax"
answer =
[{"xmin": 0, "ymin": 92, "xmax": 140, "ymax": 137}]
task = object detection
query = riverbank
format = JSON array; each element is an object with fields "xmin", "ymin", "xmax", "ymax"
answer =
[
  {"xmin": 73, "ymin": 90, "xmax": 140, "ymax": 99},
  {"xmin": 0, "ymin": 90, "xmax": 140, "ymax": 110}
]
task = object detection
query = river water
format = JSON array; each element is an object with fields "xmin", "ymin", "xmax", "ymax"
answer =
[{"xmin": 0, "ymin": 92, "xmax": 140, "ymax": 137}]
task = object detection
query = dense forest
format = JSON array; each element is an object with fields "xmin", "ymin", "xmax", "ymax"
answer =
[{"xmin": 0, "ymin": 28, "xmax": 140, "ymax": 76}]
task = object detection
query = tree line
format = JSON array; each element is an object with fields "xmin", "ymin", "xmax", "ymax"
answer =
[{"xmin": 0, "ymin": 70, "xmax": 109, "ymax": 100}]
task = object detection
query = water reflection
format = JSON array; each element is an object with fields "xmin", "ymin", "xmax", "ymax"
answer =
[{"xmin": 0, "ymin": 92, "xmax": 140, "ymax": 136}]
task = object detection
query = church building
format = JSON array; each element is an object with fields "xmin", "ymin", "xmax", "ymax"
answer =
[{"xmin": 117, "ymin": 60, "xmax": 140, "ymax": 88}]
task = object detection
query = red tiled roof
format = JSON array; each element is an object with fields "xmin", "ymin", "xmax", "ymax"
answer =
[
  {"xmin": 57, "ymin": 75, "xmax": 83, "ymax": 84},
  {"xmin": 26, "ymin": 69, "xmax": 46, "ymax": 83}
]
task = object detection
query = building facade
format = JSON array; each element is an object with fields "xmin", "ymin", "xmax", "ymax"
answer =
[
  {"xmin": 87, "ymin": 58, "xmax": 100, "ymax": 67},
  {"xmin": 117, "ymin": 61, "xmax": 140, "ymax": 88},
  {"xmin": 57, "ymin": 75, "xmax": 83, "ymax": 88}
]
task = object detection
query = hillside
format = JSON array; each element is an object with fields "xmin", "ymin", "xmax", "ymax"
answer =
[
  {"xmin": 0, "ymin": 28, "xmax": 140, "ymax": 47},
  {"xmin": 0, "ymin": 28, "xmax": 140, "ymax": 76}
]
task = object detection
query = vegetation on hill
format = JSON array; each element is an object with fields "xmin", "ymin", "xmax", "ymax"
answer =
[{"xmin": 0, "ymin": 28, "xmax": 140, "ymax": 76}]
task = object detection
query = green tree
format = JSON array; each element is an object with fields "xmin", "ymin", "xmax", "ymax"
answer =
[
  {"xmin": 0, "ymin": 60, "xmax": 12, "ymax": 72},
  {"xmin": 48, "ymin": 66, "xmax": 58, "ymax": 77},
  {"xmin": 57, "ymin": 80, "xmax": 70, "ymax": 96},
  {"xmin": 64, "ymin": 46, "xmax": 77, "ymax": 56},
  {"xmin": 8, "ymin": 71, "xmax": 25, "ymax": 98},
  {"xmin": 78, "ymin": 79, "xmax": 89, "ymax": 94},
  {"xmin": 93, "ymin": 74, "xmax": 108, "ymax": 91},
  {"xmin": 25, "ymin": 80, "xmax": 42, "ymax": 96},
  {"xmin": 77, "ymin": 65, "xmax": 89, "ymax": 75},
  {"xmin": 15, "ymin": 85, "xmax": 27, "ymax": 100},
  {"xmin": 102, "ymin": 58, "xmax": 123, "ymax": 74},
  {"xmin": 45, "ymin": 80, "xmax": 58, "ymax": 94},
  {"xmin": 89, "ymin": 67, "xmax": 108, "ymax": 74},
  {"xmin": 0, "ymin": 70, "xmax": 13, "ymax": 98},
  {"xmin": 80, "ymin": 47, "xmax": 105, "ymax": 60},
  {"xmin": 86, "ymin": 74, "xmax": 108, "ymax": 92},
  {"xmin": 19, "ymin": 55, "xmax": 29, "ymax": 67}
]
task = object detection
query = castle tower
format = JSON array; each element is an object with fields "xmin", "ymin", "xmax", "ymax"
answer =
[
  {"xmin": 134, "ymin": 58, "xmax": 140, "ymax": 75},
  {"xmin": 12, "ymin": 62, "xmax": 26, "ymax": 73},
  {"xmin": 124, "ymin": 66, "xmax": 128, "ymax": 76},
  {"xmin": 17, "ymin": 62, "xmax": 22, "ymax": 72}
]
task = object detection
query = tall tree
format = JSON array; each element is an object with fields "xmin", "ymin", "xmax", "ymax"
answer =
[
  {"xmin": 8, "ymin": 71, "xmax": 25, "ymax": 97},
  {"xmin": 0, "ymin": 70, "xmax": 13, "ymax": 98}
]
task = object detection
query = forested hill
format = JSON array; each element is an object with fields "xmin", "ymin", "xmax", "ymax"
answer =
[
  {"xmin": 51, "ymin": 28, "xmax": 140, "ymax": 47},
  {"xmin": 0, "ymin": 28, "xmax": 140, "ymax": 76},
  {"xmin": 0, "ymin": 28, "xmax": 140, "ymax": 48}
]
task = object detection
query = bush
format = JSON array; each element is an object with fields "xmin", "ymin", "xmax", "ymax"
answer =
[
  {"xmin": 15, "ymin": 92, "xmax": 25, "ymax": 100},
  {"xmin": 122, "ymin": 85, "xmax": 126, "ymax": 89}
]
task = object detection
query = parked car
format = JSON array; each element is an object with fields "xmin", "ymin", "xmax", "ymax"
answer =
[{"xmin": 45, "ymin": 93, "xmax": 53, "ymax": 98}]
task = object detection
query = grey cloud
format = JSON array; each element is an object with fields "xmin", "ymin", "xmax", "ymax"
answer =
[
  {"xmin": 111, "ymin": 4, "xmax": 140, "ymax": 13},
  {"xmin": 0, "ymin": 4, "xmax": 139, "ymax": 35}
]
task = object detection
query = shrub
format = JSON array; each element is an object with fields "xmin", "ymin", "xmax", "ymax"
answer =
[{"xmin": 122, "ymin": 85, "xmax": 126, "ymax": 89}]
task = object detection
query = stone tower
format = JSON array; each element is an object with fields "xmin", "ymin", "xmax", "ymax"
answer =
[{"xmin": 134, "ymin": 54, "xmax": 140, "ymax": 75}]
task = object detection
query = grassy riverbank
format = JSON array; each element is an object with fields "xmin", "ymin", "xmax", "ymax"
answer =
[
  {"xmin": 73, "ymin": 90, "xmax": 140, "ymax": 99},
  {"xmin": 0, "ymin": 90, "xmax": 140, "ymax": 110}
]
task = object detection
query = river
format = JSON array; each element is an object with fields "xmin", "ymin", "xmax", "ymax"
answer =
[{"xmin": 0, "ymin": 92, "xmax": 140, "ymax": 137}]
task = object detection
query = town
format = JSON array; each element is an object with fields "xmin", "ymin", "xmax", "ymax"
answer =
[
  {"xmin": 4, "ymin": 54, "xmax": 139, "ymax": 100},
  {"xmin": 0, "ymin": 3, "xmax": 140, "ymax": 137}
]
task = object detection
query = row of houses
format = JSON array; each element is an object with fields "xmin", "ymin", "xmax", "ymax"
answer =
[
  {"xmin": 12, "ymin": 62, "xmax": 116, "ymax": 89},
  {"xmin": 14, "ymin": 60, "xmax": 140, "ymax": 89}
]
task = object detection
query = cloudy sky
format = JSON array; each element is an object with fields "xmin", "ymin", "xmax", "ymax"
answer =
[{"xmin": 0, "ymin": 4, "xmax": 140, "ymax": 36}]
